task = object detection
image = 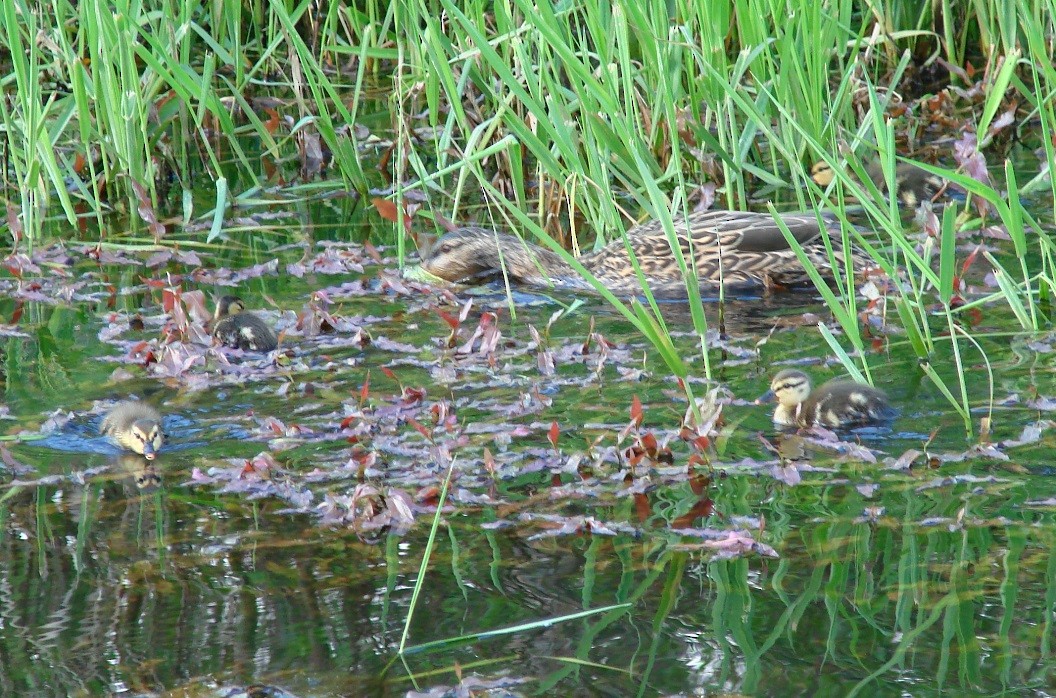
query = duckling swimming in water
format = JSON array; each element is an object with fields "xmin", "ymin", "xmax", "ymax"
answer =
[
  {"xmin": 810, "ymin": 160, "xmax": 951, "ymax": 209},
  {"xmin": 213, "ymin": 295, "xmax": 278, "ymax": 352},
  {"xmin": 101, "ymin": 401, "xmax": 164, "ymax": 460},
  {"xmin": 757, "ymin": 369, "xmax": 895, "ymax": 428},
  {"xmin": 414, "ymin": 210, "xmax": 867, "ymax": 295}
]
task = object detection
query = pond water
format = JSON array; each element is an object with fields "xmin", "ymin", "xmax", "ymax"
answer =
[{"xmin": 1, "ymin": 207, "xmax": 1055, "ymax": 697}]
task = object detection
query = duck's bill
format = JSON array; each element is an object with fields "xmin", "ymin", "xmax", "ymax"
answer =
[
  {"xmin": 402, "ymin": 265, "xmax": 449, "ymax": 284},
  {"xmin": 754, "ymin": 390, "xmax": 776, "ymax": 405},
  {"xmin": 142, "ymin": 445, "xmax": 156, "ymax": 460}
]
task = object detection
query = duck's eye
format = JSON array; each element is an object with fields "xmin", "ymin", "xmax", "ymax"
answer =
[{"xmin": 436, "ymin": 242, "xmax": 453, "ymax": 255}]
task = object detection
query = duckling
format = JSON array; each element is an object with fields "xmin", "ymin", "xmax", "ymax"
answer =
[
  {"xmin": 811, "ymin": 160, "xmax": 951, "ymax": 209},
  {"xmin": 101, "ymin": 401, "xmax": 164, "ymax": 460},
  {"xmin": 414, "ymin": 210, "xmax": 867, "ymax": 295},
  {"xmin": 757, "ymin": 369, "xmax": 895, "ymax": 428},
  {"xmin": 213, "ymin": 295, "xmax": 278, "ymax": 352}
]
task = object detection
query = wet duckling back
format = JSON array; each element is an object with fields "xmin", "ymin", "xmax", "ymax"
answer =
[
  {"xmin": 101, "ymin": 401, "xmax": 164, "ymax": 460},
  {"xmin": 213, "ymin": 295, "xmax": 278, "ymax": 352},
  {"xmin": 759, "ymin": 369, "xmax": 894, "ymax": 428}
]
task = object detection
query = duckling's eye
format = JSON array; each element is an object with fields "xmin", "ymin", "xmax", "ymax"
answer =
[{"xmin": 436, "ymin": 242, "xmax": 453, "ymax": 255}]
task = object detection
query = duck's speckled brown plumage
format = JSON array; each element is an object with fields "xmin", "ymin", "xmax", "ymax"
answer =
[
  {"xmin": 811, "ymin": 160, "xmax": 949, "ymax": 208},
  {"xmin": 101, "ymin": 400, "xmax": 164, "ymax": 459},
  {"xmin": 417, "ymin": 210, "xmax": 866, "ymax": 294},
  {"xmin": 759, "ymin": 369, "xmax": 894, "ymax": 428},
  {"xmin": 213, "ymin": 295, "xmax": 278, "ymax": 352}
]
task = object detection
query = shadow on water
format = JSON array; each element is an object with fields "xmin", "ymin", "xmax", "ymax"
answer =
[{"xmin": 0, "ymin": 233, "xmax": 1055, "ymax": 697}]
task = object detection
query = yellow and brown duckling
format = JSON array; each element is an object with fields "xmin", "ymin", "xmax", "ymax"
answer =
[
  {"xmin": 811, "ymin": 160, "xmax": 951, "ymax": 209},
  {"xmin": 757, "ymin": 369, "xmax": 895, "ymax": 429},
  {"xmin": 414, "ymin": 210, "xmax": 867, "ymax": 295},
  {"xmin": 101, "ymin": 400, "xmax": 164, "ymax": 460},
  {"xmin": 213, "ymin": 295, "xmax": 278, "ymax": 352}
]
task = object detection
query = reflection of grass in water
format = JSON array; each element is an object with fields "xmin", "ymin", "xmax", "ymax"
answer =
[{"xmin": 2, "ymin": 438, "xmax": 1055, "ymax": 694}]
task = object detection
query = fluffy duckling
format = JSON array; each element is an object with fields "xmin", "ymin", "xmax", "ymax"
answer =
[
  {"xmin": 414, "ymin": 210, "xmax": 867, "ymax": 295},
  {"xmin": 101, "ymin": 401, "xmax": 164, "ymax": 460},
  {"xmin": 213, "ymin": 295, "xmax": 278, "ymax": 352},
  {"xmin": 811, "ymin": 160, "xmax": 950, "ymax": 209},
  {"xmin": 757, "ymin": 369, "xmax": 895, "ymax": 429}
]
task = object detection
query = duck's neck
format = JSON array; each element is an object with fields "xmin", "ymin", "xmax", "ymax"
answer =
[{"xmin": 493, "ymin": 236, "xmax": 574, "ymax": 283}]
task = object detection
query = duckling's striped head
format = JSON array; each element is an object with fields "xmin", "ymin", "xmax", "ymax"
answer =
[
  {"xmin": 119, "ymin": 416, "xmax": 162, "ymax": 460},
  {"xmin": 810, "ymin": 161, "xmax": 835, "ymax": 187},
  {"xmin": 214, "ymin": 295, "xmax": 246, "ymax": 320},
  {"xmin": 762, "ymin": 369, "xmax": 813, "ymax": 408}
]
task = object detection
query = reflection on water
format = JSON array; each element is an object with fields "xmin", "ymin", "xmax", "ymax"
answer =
[{"xmin": 1, "ymin": 467, "xmax": 1054, "ymax": 696}]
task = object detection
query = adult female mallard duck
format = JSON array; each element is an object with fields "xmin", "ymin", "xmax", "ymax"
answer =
[
  {"xmin": 101, "ymin": 400, "xmax": 165, "ymax": 460},
  {"xmin": 213, "ymin": 295, "xmax": 278, "ymax": 352},
  {"xmin": 757, "ymin": 369, "xmax": 895, "ymax": 428},
  {"xmin": 414, "ymin": 210, "xmax": 866, "ymax": 295},
  {"xmin": 810, "ymin": 160, "xmax": 950, "ymax": 209}
]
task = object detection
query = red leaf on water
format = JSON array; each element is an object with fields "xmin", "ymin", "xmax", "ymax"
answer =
[
  {"xmin": 380, "ymin": 366, "xmax": 397, "ymax": 381},
  {"xmin": 633, "ymin": 492, "xmax": 651, "ymax": 522},
  {"xmin": 407, "ymin": 417, "xmax": 432, "ymax": 442},
  {"xmin": 264, "ymin": 108, "xmax": 280, "ymax": 135},
  {"xmin": 359, "ymin": 372, "xmax": 370, "ymax": 403},
  {"xmin": 417, "ymin": 486, "xmax": 440, "ymax": 506},
  {"xmin": 961, "ymin": 244, "xmax": 982, "ymax": 277},
  {"xmin": 372, "ymin": 197, "xmax": 408, "ymax": 229},
  {"xmin": 162, "ymin": 288, "xmax": 178, "ymax": 313},
  {"xmin": 548, "ymin": 421, "xmax": 559, "ymax": 449},
  {"xmin": 689, "ymin": 473, "xmax": 710, "ymax": 495},
  {"xmin": 436, "ymin": 308, "xmax": 460, "ymax": 331},
  {"xmin": 364, "ymin": 241, "xmax": 383, "ymax": 264},
  {"xmin": 400, "ymin": 386, "xmax": 426, "ymax": 405},
  {"xmin": 630, "ymin": 395, "xmax": 643, "ymax": 427}
]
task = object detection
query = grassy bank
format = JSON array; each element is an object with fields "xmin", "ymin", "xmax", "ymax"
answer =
[{"xmin": 2, "ymin": 0, "xmax": 1055, "ymax": 427}]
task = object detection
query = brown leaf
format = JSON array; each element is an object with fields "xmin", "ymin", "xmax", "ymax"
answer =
[
  {"xmin": 631, "ymin": 395, "xmax": 643, "ymax": 427},
  {"xmin": 372, "ymin": 197, "xmax": 400, "ymax": 223}
]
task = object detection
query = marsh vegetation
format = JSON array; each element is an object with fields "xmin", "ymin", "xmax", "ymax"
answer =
[{"xmin": 1, "ymin": 0, "xmax": 1055, "ymax": 695}]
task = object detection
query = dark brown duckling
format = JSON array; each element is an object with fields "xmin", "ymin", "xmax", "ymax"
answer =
[
  {"xmin": 413, "ymin": 210, "xmax": 868, "ymax": 295},
  {"xmin": 101, "ymin": 401, "xmax": 164, "ymax": 460},
  {"xmin": 213, "ymin": 295, "xmax": 278, "ymax": 352},
  {"xmin": 757, "ymin": 369, "xmax": 895, "ymax": 428},
  {"xmin": 811, "ymin": 160, "xmax": 951, "ymax": 209}
]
